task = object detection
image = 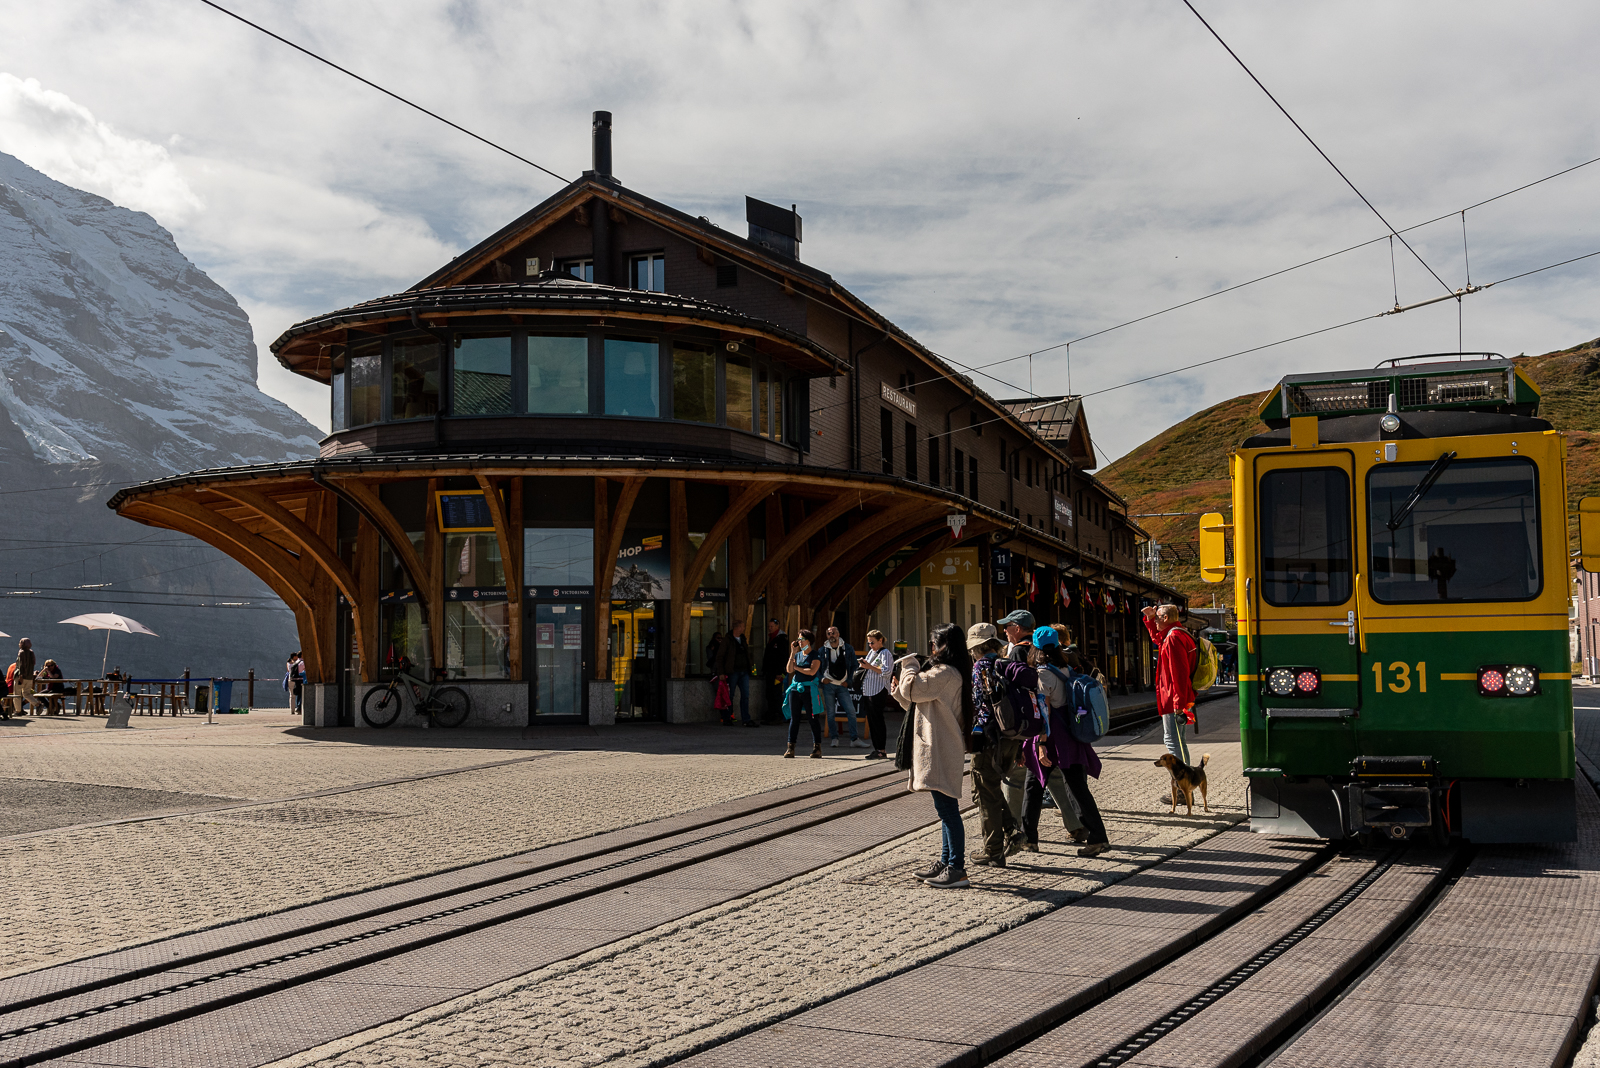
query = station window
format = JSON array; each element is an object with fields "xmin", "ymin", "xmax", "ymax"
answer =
[
  {"xmin": 954, "ymin": 448, "xmax": 965, "ymax": 496},
  {"xmin": 604, "ymin": 337, "xmax": 660, "ymax": 418},
  {"xmin": 969, "ymin": 456, "xmax": 978, "ymax": 497},
  {"xmin": 880, "ymin": 409, "xmax": 894, "ymax": 474},
  {"xmin": 348, "ymin": 341, "xmax": 382, "ymax": 427},
  {"xmin": 929, "ymin": 437, "xmax": 940, "ymax": 487},
  {"xmin": 330, "ymin": 365, "xmax": 347, "ymax": 432},
  {"xmin": 526, "ymin": 334, "xmax": 590, "ymax": 414},
  {"xmin": 451, "ymin": 333, "xmax": 513, "ymax": 416},
  {"xmin": 631, "ymin": 253, "xmax": 666, "ymax": 292},
  {"xmin": 672, "ymin": 344, "xmax": 716, "ymax": 424},
  {"xmin": 757, "ymin": 369, "xmax": 770, "ymax": 438},
  {"xmin": 771, "ymin": 374, "xmax": 783, "ymax": 443},
  {"xmin": 390, "ymin": 337, "xmax": 441, "ymax": 420},
  {"xmin": 906, "ymin": 423, "xmax": 918, "ymax": 482},
  {"xmin": 559, "ymin": 258, "xmax": 594, "ymax": 282},
  {"xmin": 725, "ymin": 354, "xmax": 753, "ymax": 431},
  {"xmin": 523, "ymin": 528, "xmax": 594, "ymax": 587}
]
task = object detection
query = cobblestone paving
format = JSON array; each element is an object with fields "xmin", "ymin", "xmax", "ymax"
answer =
[
  {"xmin": 283, "ymin": 713, "xmax": 1246, "ymax": 1068},
  {"xmin": 0, "ymin": 721, "xmax": 862, "ymax": 978}
]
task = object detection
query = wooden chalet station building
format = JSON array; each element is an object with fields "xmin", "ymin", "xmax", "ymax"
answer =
[{"xmin": 110, "ymin": 114, "xmax": 1182, "ymax": 726}]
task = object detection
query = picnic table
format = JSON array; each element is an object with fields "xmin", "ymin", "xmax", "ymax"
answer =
[{"xmin": 14, "ymin": 678, "xmax": 192, "ymax": 717}]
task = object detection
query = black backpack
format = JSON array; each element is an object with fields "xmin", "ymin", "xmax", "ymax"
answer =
[{"xmin": 975, "ymin": 658, "xmax": 1037, "ymax": 740}]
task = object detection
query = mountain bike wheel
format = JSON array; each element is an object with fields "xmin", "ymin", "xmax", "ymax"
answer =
[
  {"xmin": 361, "ymin": 685, "xmax": 403, "ymax": 728},
  {"xmin": 429, "ymin": 686, "xmax": 471, "ymax": 728}
]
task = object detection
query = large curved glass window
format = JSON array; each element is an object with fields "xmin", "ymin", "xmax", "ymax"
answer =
[
  {"xmin": 604, "ymin": 337, "xmax": 659, "ymax": 417},
  {"xmin": 1258, "ymin": 467, "xmax": 1352, "ymax": 606},
  {"xmin": 348, "ymin": 342, "xmax": 382, "ymax": 427},
  {"xmin": 452, "ymin": 334, "xmax": 512, "ymax": 415},
  {"xmin": 391, "ymin": 337, "xmax": 441, "ymax": 420},
  {"xmin": 1368, "ymin": 457, "xmax": 1541, "ymax": 603},
  {"xmin": 673, "ymin": 344, "xmax": 716, "ymax": 424},
  {"xmin": 527, "ymin": 335, "xmax": 589, "ymax": 414}
]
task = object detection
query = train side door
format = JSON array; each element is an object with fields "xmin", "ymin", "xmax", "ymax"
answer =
[{"xmin": 1251, "ymin": 451, "xmax": 1362, "ymax": 774}]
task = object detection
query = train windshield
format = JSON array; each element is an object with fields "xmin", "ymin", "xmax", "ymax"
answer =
[
  {"xmin": 1368, "ymin": 457, "xmax": 1541, "ymax": 603},
  {"xmin": 1258, "ymin": 467, "xmax": 1353, "ymax": 606}
]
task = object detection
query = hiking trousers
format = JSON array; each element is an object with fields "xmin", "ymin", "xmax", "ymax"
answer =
[
  {"xmin": 1024, "ymin": 764, "xmax": 1108, "ymax": 845},
  {"xmin": 1007, "ymin": 763, "xmax": 1084, "ymax": 837},
  {"xmin": 970, "ymin": 737, "xmax": 1023, "ymax": 860},
  {"xmin": 1160, "ymin": 712, "xmax": 1191, "ymax": 764}
]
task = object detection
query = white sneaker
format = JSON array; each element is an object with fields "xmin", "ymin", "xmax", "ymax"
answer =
[
  {"xmin": 830, "ymin": 737, "xmax": 840, "ymax": 747},
  {"xmin": 851, "ymin": 738, "xmax": 870, "ymax": 748}
]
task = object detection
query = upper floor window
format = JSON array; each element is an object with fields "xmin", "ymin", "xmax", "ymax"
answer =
[
  {"xmin": 559, "ymin": 258, "xmax": 594, "ymax": 282},
  {"xmin": 348, "ymin": 340, "xmax": 382, "ymax": 427},
  {"xmin": 390, "ymin": 337, "xmax": 440, "ymax": 420},
  {"xmin": 604, "ymin": 337, "xmax": 660, "ymax": 418},
  {"xmin": 672, "ymin": 343, "xmax": 716, "ymax": 424},
  {"xmin": 452, "ymin": 333, "xmax": 513, "ymax": 416},
  {"xmin": 726, "ymin": 355, "xmax": 753, "ymax": 432},
  {"xmin": 330, "ymin": 364, "xmax": 348, "ymax": 432},
  {"xmin": 631, "ymin": 253, "xmax": 666, "ymax": 292},
  {"xmin": 526, "ymin": 335, "xmax": 588, "ymax": 414}
]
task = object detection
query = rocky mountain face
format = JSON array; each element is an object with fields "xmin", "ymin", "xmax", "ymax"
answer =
[{"xmin": 0, "ymin": 151, "xmax": 321, "ymax": 693}]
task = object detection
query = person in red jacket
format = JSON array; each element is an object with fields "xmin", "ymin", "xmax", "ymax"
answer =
[{"xmin": 1142, "ymin": 604, "xmax": 1196, "ymax": 772}]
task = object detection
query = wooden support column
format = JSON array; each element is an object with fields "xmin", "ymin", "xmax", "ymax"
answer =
[
  {"xmin": 669, "ymin": 480, "xmax": 687, "ymax": 679},
  {"xmin": 357, "ymin": 517, "xmax": 380, "ymax": 681},
  {"xmin": 785, "ymin": 497, "xmax": 811, "ymax": 633},
  {"xmin": 425, "ymin": 480, "xmax": 443, "ymax": 674},
  {"xmin": 593, "ymin": 476, "xmax": 645, "ymax": 680},
  {"xmin": 670, "ymin": 482, "xmax": 772, "ymax": 677},
  {"xmin": 476, "ymin": 474, "xmax": 522, "ymax": 681}
]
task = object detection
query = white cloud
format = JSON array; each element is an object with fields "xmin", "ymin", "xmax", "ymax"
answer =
[{"xmin": 0, "ymin": 72, "xmax": 203, "ymax": 223}]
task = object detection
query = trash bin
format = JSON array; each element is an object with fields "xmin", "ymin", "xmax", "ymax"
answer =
[
  {"xmin": 212, "ymin": 679, "xmax": 234, "ymax": 714},
  {"xmin": 194, "ymin": 684, "xmax": 211, "ymax": 716}
]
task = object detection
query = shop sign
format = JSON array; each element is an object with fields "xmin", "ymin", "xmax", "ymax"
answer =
[
  {"xmin": 613, "ymin": 533, "xmax": 670, "ymax": 599},
  {"xmin": 917, "ymin": 548, "xmax": 980, "ymax": 586},
  {"xmin": 536, "ymin": 623, "xmax": 556, "ymax": 649},
  {"xmin": 1053, "ymin": 494, "xmax": 1074, "ymax": 528},
  {"xmin": 525, "ymin": 586, "xmax": 594, "ymax": 598},
  {"xmin": 880, "ymin": 381, "xmax": 917, "ymax": 418},
  {"xmin": 694, "ymin": 587, "xmax": 730, "ymax": 602},
  {"xmin": 445, "ymin": 586, "xmax": 506, "ymax": 601}
]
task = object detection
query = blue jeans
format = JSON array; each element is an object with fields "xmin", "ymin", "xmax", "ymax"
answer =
[
  {"xmin": 819, "ymin": 681, "xmax": 858, "ymax": 739},
  {"xmin": 730, "ymin": 672, "xmax": 751, "ymax": 723},
  {"xmin": 932, "ymin": 790, "xmax": 965, "ymax": 867},
  {"xmin": 1161, "ymin": 712, "xmax": 1191, "ymax": 763}
]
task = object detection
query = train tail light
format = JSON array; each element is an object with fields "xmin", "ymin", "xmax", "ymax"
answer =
[
  {"xmin": 1479, "ymin": 665, "xmax": 1539, "ymax": 697},
  {"xmin": 1295, "ymin": 669, "xmax": 1322, "ymax": 696},
  {"xmin": 1266, "ymin": 667, "xmax": 1320, "ymax": 697}
]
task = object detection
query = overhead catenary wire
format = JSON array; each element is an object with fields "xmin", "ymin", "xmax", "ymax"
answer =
[
  {"xmin": 194, "ymin": 0, "xmax": 569, "ymax": 184},
  {"xmin": 1180, "ymin": 0, "xmax": 1452, "ymax": 296}
]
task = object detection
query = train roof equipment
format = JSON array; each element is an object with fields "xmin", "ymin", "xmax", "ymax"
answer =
[{"xmin": 1256, "ymin": 353, "xmax": 1542, "ymax": 428}]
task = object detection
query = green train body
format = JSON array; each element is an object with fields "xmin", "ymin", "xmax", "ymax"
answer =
[{"xmin": 1202, "ymin": 357, "xmax": 1577, "ymax": 842}]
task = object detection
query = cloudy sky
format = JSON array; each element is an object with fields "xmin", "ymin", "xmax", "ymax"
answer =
[{"xmin": 1, "ymin": 0, "xmax": 1597, "ymax": 463}]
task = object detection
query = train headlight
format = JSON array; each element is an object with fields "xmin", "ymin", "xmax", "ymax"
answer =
[
  {"xmin": 1380, "ymin": 413, "xmax": 1401, "ymax": 433},
  {"xmin": 1478, "ymin": 665, "xmax": 1539, "ymax": 697},
  {"xmin": 1267, "ymin": 667, "xmax": 1298, "ymax": 696},
  {"xmin": 1505, "ymin": 666, "xmax": 1539, "ymax": 696}
]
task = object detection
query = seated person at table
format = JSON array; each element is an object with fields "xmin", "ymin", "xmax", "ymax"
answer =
[{"xmin": 38, "ymin": 659, "xmax": 64, "ymax": 693}]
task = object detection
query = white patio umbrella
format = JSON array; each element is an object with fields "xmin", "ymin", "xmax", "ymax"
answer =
[{"xmin": 58, "ymin": 613, "xmax": 159, "ymax": 676}]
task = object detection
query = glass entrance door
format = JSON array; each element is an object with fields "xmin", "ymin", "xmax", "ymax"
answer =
[
  {"xmin": 529, "ymin": 601, "xmax": 587, "ymax": 720},
  {"xmin": 609, "ymin": 601, "xmax": 664, "ymax": 720}
]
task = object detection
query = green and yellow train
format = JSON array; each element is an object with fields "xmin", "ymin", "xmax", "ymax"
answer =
[{"xmin": 1199, "ymin": 354, "xmax": 1591, "ymax": 843}]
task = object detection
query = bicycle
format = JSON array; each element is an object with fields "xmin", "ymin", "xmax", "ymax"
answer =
[{"xmin": 361, "ymin": 659, "xmax": 471, "ymax": 728}]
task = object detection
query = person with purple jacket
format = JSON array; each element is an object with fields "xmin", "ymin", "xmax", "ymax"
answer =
[{"xmin": 1021, "ymin": 626, "xmax": 1110, "ymax": 858}]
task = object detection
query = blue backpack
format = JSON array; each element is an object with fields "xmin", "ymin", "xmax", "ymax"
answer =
[{"xmin": 1043, "ymin": 664, "xmax": 1110, "ymax": 744}]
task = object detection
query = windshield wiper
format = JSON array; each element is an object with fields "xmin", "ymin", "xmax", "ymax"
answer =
[{"xmin": 1387, "ymin": 450, "xmax": 1457, "ymax": 531}]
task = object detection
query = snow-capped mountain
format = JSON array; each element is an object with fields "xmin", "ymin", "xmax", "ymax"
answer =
[{"xmin": 0, "ymin": 151, "xmax": 319, "ymax": 689}]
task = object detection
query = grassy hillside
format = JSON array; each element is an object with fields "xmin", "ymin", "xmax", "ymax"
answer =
[{"xmin": 1100, "ymin": 339, "xmax": 1600, "ymax": 604}]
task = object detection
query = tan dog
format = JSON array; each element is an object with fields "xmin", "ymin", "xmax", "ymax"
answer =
[{"xmin": 1155, "ymin": 753, "xmax": 1211, "ymax": 814}]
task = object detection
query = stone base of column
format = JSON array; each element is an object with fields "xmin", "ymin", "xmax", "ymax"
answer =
[{"xmin": 588, "ymin": 680, "xmax": 617, "ymax": 726}]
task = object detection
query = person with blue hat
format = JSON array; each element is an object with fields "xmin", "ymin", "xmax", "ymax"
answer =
[{"xmin": 1020, "ymin": 624, "xmax": 1110, "ymax": 857}]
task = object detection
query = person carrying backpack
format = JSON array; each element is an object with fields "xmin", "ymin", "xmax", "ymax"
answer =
[
  {"xmin": 1143, "ymin": 604, "xmax": 1198, "ymax": 796},
  {"xmin": 966, "ymin": 620, "xmax": 1039, "ymax": 868},
  {"xmin": 1023, "ymin": 627, "xmax": 1110, "ymax": 857}
]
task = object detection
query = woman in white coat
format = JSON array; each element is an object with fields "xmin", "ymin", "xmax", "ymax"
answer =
[{"xmin": 894, "ymin": 622, "xmax": 976, "ymax": 889}]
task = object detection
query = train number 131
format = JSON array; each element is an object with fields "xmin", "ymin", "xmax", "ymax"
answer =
[{"xmin": 1372, "ymin": 661, "xmax": 1427, "ymax": 693}]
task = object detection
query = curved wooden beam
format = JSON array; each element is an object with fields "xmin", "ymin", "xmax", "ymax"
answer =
[
  {"xmin": 813, "ymin": 515, "xmax": 953, "ymax": 616},
  {"xmin": 475, "ymin": 474, "xmax": 522, "ymax": 681},
  {"xmin": 745, "ymin": 491, "xmax": 884, "ymax": 603},
  {"xmin": 209, "ymin": 486, "xmax": 367, "ymax": 675},
  {"xmin": 124, "ymin": 498, "xmax": 325, "ymax": 681},
  {"xmin": 321, "ymin": 476, "xmax": 429, "ymax": 610},
  {"xmin": 787, "ymin": 499, "xmax": 943, "ymax": 606},
  {"xmin": 670, "ymin": 481, "xmax": 774, "ymax": 677}
]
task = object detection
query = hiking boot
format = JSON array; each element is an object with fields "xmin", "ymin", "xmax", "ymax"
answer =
[
  {"xmin": 1004, "ymin": 834, "xmax": 1026, "ymax": 857},
  {"xmin": 783, "ymin": 744, "xmax": 796, "ymax": 758},
  {"xmin": 1078, "ymin": 843, "xmax": 1111, "ymax": 858},
  {"xmin": 1070, "ymin": 828, "xmax": 1091, "ymax": 845},
  {"xmin": 810, "ymin": 744, "xmax": 822, "ymax": 758},
  {"xmin": 1022, "ymin": 840, "xmax": 1040, "ymax": 853},
  {"xmin": 914, "ymin": 860, "xmax": 946, "ymax": 881},
  {"xmin": 1158, "ymin": 795, "xmax": 1172, "ymax": 806},
  {"xmin": 926, "ymin": 866, "xmax": 970, "ymax": 889},
  {"xmin": 969, "ymin": 853, "xmax": 1007, "ymax": 869}
]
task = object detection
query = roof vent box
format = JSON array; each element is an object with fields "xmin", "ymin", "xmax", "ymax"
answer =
[{"xmin": 746, "ymin": 196, "xmax": 802, "ymax": 259}]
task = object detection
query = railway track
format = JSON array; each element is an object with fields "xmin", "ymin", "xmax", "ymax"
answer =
[{"xmin": 0, "ymin": 760, "xmax": 931, "ymax": 1068}]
